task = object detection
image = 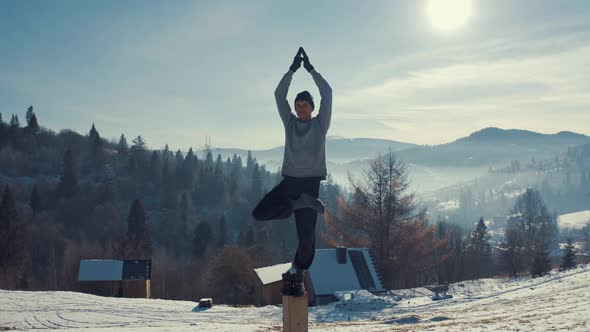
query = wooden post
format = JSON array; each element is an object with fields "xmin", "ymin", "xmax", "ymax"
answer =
[{"xmin": 282, "ymin": 294, "xmax": 308, "ymax": 332}]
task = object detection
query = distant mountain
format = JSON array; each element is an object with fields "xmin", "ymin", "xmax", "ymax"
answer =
[
  {"xmin": 457, "ymin": 127, "xmax": 589, "ymax": 145},
  {"xmin": 200, "ymin": 127, "xmax": 590, "ymax": 168},
  {"xmin": 395, "ymin": 127, "xmax": 590, "ymax": 167},
  {"xmin": 198, "ymin": 127, "xmax": 590, "ymax": 191},
  {"xmin": 196, "ymin": 137, "xmax": 417, "ymax": 166}
]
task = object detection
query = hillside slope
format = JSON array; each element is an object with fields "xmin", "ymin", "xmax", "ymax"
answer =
[{"xmin": 1, "ymin": 265, "xmax": 589, "ymax": 331}]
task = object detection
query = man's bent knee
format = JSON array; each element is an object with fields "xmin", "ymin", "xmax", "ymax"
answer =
[{"xmin": 251, "ymin": 207, "xmax": 264, "ymax": 221}]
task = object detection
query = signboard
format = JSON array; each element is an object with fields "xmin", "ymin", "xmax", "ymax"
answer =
[{"xmin": 122, "ymin": 259, "xmax": 151, "ymax": 280}]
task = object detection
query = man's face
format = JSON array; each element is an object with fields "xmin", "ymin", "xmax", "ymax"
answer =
[{"xmin": 295, "ymin": 100, "xmax": 313, "ymax": 121}]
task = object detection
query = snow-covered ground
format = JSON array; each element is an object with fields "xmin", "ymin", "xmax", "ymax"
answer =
[
  {"xmin": 559, "ymin": 210, "xmax": 590, "ymax": 230},
  {"xmin": 2, "ymin": 265, "xmax": 590, "ymax": 331}
]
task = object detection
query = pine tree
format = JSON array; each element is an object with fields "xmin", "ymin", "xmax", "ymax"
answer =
[
  {"xmin": 192, "ymin": 220, "xmax": 213, "ymax": 259},
  {"xmin": 217, "ymin": 215, "xmax": 228, "ymax": 249},
  {"xmin": 57, "ymin": 149, "xmax": 79, "ymax": 198},
  {"xmin": 162, "ymin": 144, "xmax": 171, "ymax": 162},
  {"xmin": 205, "ymin": 150, "xmax": 214, "ymax": 172},
  {"xmin": 30, "ymin": 184, "xmax": 42, "ymax": 216},
  {"xmin": 0, "ymin": 185, "xmax": 18, "ymax": 269},
  {"xmin": 132, "ymin": 135, "xmax": 147, "ymax": 150},
  {"xmin": 127, "ymin": 199, "xmax": 147, "ymax": 241},
  {"xmin": 251, "ymin": 163, "xmax": 263, "ymax": 201},
  {"xmin": 469, "ymin": 217, "xmax": 492, "ymax": 277},
  {"xmin": 185, "ymin": 148, "xmax": 196, "ymax": 164},
  {"xmin": 211, "ymin": 154, "xmax": 226, "ymax": 203},
  {"xmin": 149, "ymin": 151, "xmax": 161, "ymax": 187},
  {"xmin": 124, "ymin": 199, "xmax": 152, "ymax": 259},
  {"xmin": 530, "ymin": 240, "xmax": 551, "ymax": 277},
  {"xmin": 173, "ymin": 150, "xmax": 184, "ymax": 187},
  {"xmin": 214, "ymin": 154, "xmax": 223, "ymax": 176},
  {"xmin": 178, "ymin": 193, "xmax": 190, "ymax": 232},
  {"xmin": 157, "ymin": 158, "xmax": 177, "ymax": 251},
  {"xmin": 25, "ymin": 106, "xmax": 39, "ymax": 135},
  {"xmin": 88, "ymin": 123, "xmax": 98, "ymax": 141},
  {"xmin": 180, "ymin": 148, "xmax": 195, "ymax": 189},
  {"xmin": 9, "ymin": 114, "xmax": 20, "ymax": 128},
  {"xmin": 27, "ymin": 113, "xmax": 39, "ymax": 134},
  {"xmin": 89, "ymin": 127, "xmax": 104, "ymax": 168},
  {"xmin": 117, "ymin": 134, "xmax": 129, "ymax": 155},
  {"xmin": 246, "ymin": 150, "xmax": 255, "ymax": 175},
  {"xmin": 470, "ymin": 217, "xmax": 491, "ymax": 253},
  {"xmin": 175, "ymin": 149, "xmax": 184, "ymax": 165},
  {"xmin": 176, "ymin": 192, "xmax": 193, "ymax": 255},
  {"xmin": 160, "ymin": 159, "xmax": 176, "ymax": 210},
  {"xmin": 129, "ymin": 136, "xmax": 148, "ymax": 171},
  {"xmin": 559, "ymin": 237, "xmax": 576, "ymax": 271},
  {"xmin": 229, "ymin": 154, "xmax": 242, "ymax": 199},
  {"xmin": 115, "ymin": 134, "xmax": 129, "ymax": 173},
  {"xmin": 25, "ymin": 106, "xmax": 34, "ymax": 125},
  {"xmin": 0, "ymin": 185, "xmax": 31, "ymax": 288}
]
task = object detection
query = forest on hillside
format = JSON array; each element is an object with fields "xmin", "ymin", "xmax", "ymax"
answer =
[{"xmin": 1, "ymin": 107, "xmax": 589, "ymax": 305}]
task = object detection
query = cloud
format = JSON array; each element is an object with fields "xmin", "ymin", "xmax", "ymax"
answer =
[{"xmin": 334, "ymin": 28, "xmax": 590, "ymax": 144}]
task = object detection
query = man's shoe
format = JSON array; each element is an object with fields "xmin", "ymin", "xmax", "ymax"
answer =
[
  {"xmin": 280, "ymin": 272, "xmax": 293, "ymax": 296},
  {"xmin": 292, "ymin": 269, "xmax": 306, "ymax": 297},
  {"xmin": 294, "ymin": 193, "xmax": 325, "ymax": 214}
]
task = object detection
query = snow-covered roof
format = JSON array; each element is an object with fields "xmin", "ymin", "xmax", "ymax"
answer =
[
  {"xmin": 254, "ymin": 262, "xmax": 291, "ymax": 285},
  {"xmin": 78, "ymin": 259, "xmax": 123, "ymax": 281},
  {"xmin": 253, "ymin": 248, "xmax": 386, "ymax": 295},
  {"xmin": 309, "ymin": 248, "xmax": 386, "ymax": 295},
  {"xmin": 436, "ymin": 200, "xmax": 459, "ymax": 211}
]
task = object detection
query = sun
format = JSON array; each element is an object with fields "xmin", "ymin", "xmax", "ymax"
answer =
[{"xmin": 426, "ymin": 0, "xmax": 472, "ymax": 32}]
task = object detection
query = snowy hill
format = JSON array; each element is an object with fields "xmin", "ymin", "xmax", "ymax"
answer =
[
  {"xmin": 2, "ymin": 265, "xmax": 590, "ymax": 331},
  {"xmin": 559, "ymin": 210, "xmax": 590, "ymax": 230}
]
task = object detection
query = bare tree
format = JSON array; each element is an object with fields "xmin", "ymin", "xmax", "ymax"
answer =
[
  {"xmin": 501, "ymin": 188, "xmax": 557, "ymax": 275},
  {"xmin": 322, "ymin": 149, "xmax": 442, "ymax": 288},
  {"xmin": 436, "ymin": 220, "xmax": 467, "ymax": 283},
  {"xmin": 205, "ymin": 245, "xmax": 257, "ymax": 306}
]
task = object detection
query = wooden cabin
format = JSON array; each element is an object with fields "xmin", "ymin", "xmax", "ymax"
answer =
[{"xmin": 78, "ymin": 259, "xmax": 151, "ymax": 298}]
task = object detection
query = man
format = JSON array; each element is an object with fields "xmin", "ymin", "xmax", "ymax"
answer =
[{"xmin": 251, "ymin": 47, "xmax": 332, "ymax": 297}]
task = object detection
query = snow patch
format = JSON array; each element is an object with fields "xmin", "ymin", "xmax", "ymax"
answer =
[{"xmin": 558, "ymin": 210, "xmax": 590, "ymax": 230}]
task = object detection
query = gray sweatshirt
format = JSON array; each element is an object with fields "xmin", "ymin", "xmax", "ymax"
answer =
[{"xmin": 274, "ymin": 69, "xmax": 332, "ymax": 179}]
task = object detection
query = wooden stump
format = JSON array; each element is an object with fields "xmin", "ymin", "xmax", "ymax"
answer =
[{"xmin": 282, "ymin": 294, "xmax": 308, "ymax": 332}]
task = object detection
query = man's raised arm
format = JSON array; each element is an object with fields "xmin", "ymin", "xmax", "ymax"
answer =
[
  {"xmin": 274, "ymin": 49, "xmax": 304, "ymax": 127},
  {"xmin": 301, "ymin": 48, "xmax": 332, "ymax": 134},
  {"xmin": 274, "ymin": 70, "xmax": 295, "ymax": 128},
  {"xmin": 310, "ymin": 69, "xmax": 332, "ymax": 134}
]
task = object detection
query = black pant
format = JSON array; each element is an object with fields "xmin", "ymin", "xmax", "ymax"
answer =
[{"xmin": 251, "ymin": 176, "xmax": 322, "ymax": 270}]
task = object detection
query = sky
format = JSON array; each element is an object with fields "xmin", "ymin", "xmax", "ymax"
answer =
[{"xmin": 1, "ymin": 0, "xmax": 589, "ymax": 151}]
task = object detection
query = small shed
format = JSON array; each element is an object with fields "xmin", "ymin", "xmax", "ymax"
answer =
[
  {"xmin": 254, "ymin": 247, "xmax": 386, "ymax": 306},
  {"xmin": 78, "ymin": 259, "xmax": 151, "ymax": 298}
]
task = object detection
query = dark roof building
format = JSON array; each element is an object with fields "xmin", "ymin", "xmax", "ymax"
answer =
[
  {"xmin": 254, "ymin": 247, "xmax": 386, "ymax": 306},
  {"xmin": 78, "ymin": 259, "xmax": 151, "ymax": 298}
]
